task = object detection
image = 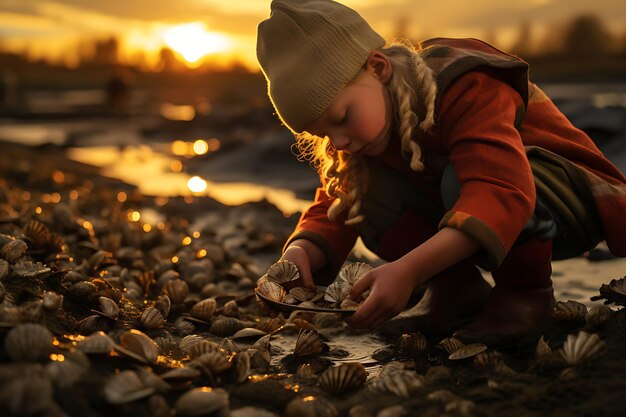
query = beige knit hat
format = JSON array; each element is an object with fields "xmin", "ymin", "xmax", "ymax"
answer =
[{"xmin": 256, "ymin": 0, "xmax": 386, "ymax": 133}]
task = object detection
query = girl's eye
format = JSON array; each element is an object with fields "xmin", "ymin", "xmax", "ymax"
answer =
[{"xmin": 340, "ymin": 108, "xmax": 350, "ymax": 124}]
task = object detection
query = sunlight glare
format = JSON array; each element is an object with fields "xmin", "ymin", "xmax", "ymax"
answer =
[{"xmin": 163, "ymin": 23, "xmax": 231, "ymax": 65}]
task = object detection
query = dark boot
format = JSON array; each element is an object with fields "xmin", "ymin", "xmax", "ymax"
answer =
[
  {"xmin": 379, "ymin": 260, "xmax": 491, "ymax": 338},
  {"xmin": 453, "ymin": 238, "xmax": 555, "ymax": 347}
]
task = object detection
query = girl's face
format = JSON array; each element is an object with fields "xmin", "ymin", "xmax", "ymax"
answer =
[{"xmin": 304, "ymin": 62, "xmax": 393, "ymax": 157}]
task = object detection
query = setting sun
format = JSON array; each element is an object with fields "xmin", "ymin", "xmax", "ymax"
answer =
[{"xmin": 163, "ymin": 22, "xmax": 231, "ymax": 66}]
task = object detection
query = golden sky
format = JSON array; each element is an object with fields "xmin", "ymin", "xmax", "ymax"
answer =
[{"xmin": 1, "ymin": 0, "xmax": 625, "ymax": 69}]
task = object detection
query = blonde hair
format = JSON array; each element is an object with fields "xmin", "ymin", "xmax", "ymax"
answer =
[{"xmin": 294, "ymin": 40, "xmax": 437, "ymax": 225}]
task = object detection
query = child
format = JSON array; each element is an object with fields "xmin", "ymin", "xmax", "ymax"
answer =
[{"xmin": 256, "ymin": 0, "xmax": 626, "ymax": 344}]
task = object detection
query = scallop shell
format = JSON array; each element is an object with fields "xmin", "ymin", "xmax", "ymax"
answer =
[
  {"xmin": 77, "ymin": 314, "xmax": 109, "ymax": 334},
  {"xmin": 219, "ymin": 338, "xmax": 241, "ymax": 354},
  {"xmin": 154, "ymin": 333, "xmax": 178, "ymax": 354},
  {"xmin": 266, "ymin": 260, "xmax": 299, "ymax": 284},
  {"xmin": 141, "ymin": 306, "xmax": 165, "ymax": 329},
  {"xmin": 179, "ymin": 335, "xmax": 206, "ymax": 353},
  {"xmin": 324, "ymin": 280, "xmax": 351, "ymax": 304},
  {"xmin": 77, "ymin": 331, "xmax": 115, "ymax": 354},
  {"xmin": 473, "ymin": 351, "xmax": 514, "ymax": 374},
  {"xmin": 338, "ymin": 262, "xmax": 372, "ymax": 285},
  {"xmin": 1, "ymin": 239, "xmax": 28, "ymax": 263},
  {"xmin": 162, "ymin": 279, "xmax": 189, "ymax": 304},
  {"xmin": 155, "ymin": 295, "xmax": 171, "ymax": 318},
  {"xmin": 295, "ymin": 363, "xmax": 317, "ymax": 380},
  {"xmin": 289, "ymin": 287, "xmax": 316, "ymax": 302},
  {"xmin": 559, "ymin": 331, "xmax": 605, "ymax": 366},
  {"xmin": 448, "ymin": 343, "xmax": 488, "ymax": 360},
  {"xmin": 97, "ymin": 296, "xmax": 119, "ymax": 319},
  {"xmin": 229, "ymin": 351, "xmax": 251, "ymax": 384},
  {"xmin": 116, "ymin": 329, "xmax": 160, "ymax": 364},
  {"xmin": 191, "ymin": 298, "xmax": 217, "ymax": 321},
  {"xmin": 5, "ymin": 323, "xmax": 52, "ymax": 361},
  {"xmin": 439, "ymin": 337, "xmax": 465, "ymax": 353},
  {"xmin": 175, "ymin": 317, "xmax": 196, "ymax": 336},
  {"xmin": 256, "ymin": 280, "xmax": 287, "ymax": 303},
  {"xmin": 283, "ymin": 294, "xmax": 298, "ymax": 304},
  {"xmin": 585, "ymin": 305, "xmax": 613, "ymax": 327},
  {"xmin": 397, "ymin": 332, "xmax": 428, "ymax": 353},
  {"xmin": 535, "ymin": 336, "xmax": 552, "ymax": 357},
  {"xmin": 295, "ymin": 329, "xmax": 327, "ymax": 357},
  {"xmin": 190, "ymin": 351, "xmax": 231, "ymax": 375},
  {"xmin": 221, "ymin": 300, "xmax": 239, "ymax": 317},
  {"xmin": 104, "ymin": 370, "xmax": 156, "ymax": 405},
  {"xmin": 187, "ymin": 339, "xmax": 221, "ymax": 359},
  {"xmin": 369, "ymin": 370, "xmax": 425, "ymax": 398},
  {"xmin": 210, "ymin": 316, "xmax": 244, "ymax": 337},
  {"xmin": 175, "ymin": 387, "xmax": 229, "ymax": 417},
  {"xmin": 552, "ymin": 300, "xmax": 587, "ymax": 321},
  {"xmin": 591, "ymin": 276, "xmax": 626, "ymax": 306},
  {"xmin": 161, "ymin": 366, "xmax": 201, "ymax": 382},
  {"xmin": 319, "ymin": 363, "xmax": 368, "ymax": 395},
  {"xmin": 339, "ymin": 298, "xmax": 360, "ymax": 310}
]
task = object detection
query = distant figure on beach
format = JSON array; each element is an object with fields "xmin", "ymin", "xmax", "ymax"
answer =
[
  {"xmin": 106, "ymin": 67, "xmax": 131, "ymax": 116},
  {"xmin": 256, "ymin": 0, "xmax": 626, "ymax": 345}
]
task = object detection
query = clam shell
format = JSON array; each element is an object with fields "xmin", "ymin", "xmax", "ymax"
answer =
[
  {"xmin": 5, "ymin": 323, "xmax": 52, "ymax": 361},
  {"xmin": 210, "ymin": 316, "xmax": 244, "ymax": 337},
  {"xmin": 229, "ymin": 350, "xmax": 251, "ymax": 384},
  {"xmin": 104, "ymin": 370, "xmax": 156, "ymax": 405},
  {"xmin": 232, "ymin": 327, "xmax": 268, "ymax": 340},
  {"xmin": 289, "ymin": 287, "xmax": 316, "ymax": 302},
  {"xmin": 1, "ymin": 239, "xmax": 28, "ymax": 263},
  {"xmin": 175, "ymin": 317, "xmax": 195, "ymax": 336},
  {"xmin": 397, "ymin": 332, "xmax": 428, "ymax": 353},
  {"xmin": 175, "ymin": 387, "xmax": 229, "ymax": 416},
  {"xmin": 295, "ymin": 329, "xmax": 327, "ymax": 357},
  {"xmin": 155, "ymin": 295, "xmax": 172, "ymax": 318},
  {"xmin": 553, "ymin": 300, "xmax": 587, "ymax": 321},
  {"xmin": 221, "ymin": 300, "xmax": 239, "ymax": 317},
  {"xmin": 256, "ymin": 280, "xmax": 287, "ymax": 303},
  {"xmin": 97, "ymin": 296, "xmax": 119, "ymax": 319},
  {"xmin": 585, "ymin": 305, "xmax": 613, "ymax": 327},
  {"xmin": 179, "ymin": 335, "xmax": 206, "ymax": 353},
  {"xmin": 448, "ymin": 343, "xmax": 488, "ymax": 360},
  {"xmin": 266, "ymin": 260, "xmax": 299, "ymax": 284},
  {"xmin": 593, "ymin": 276, "xmax": 626, "ymax": 306},
  {"xmin": 161, "ymin": 366, "xmax": 201, "ymax": 382},
  {"xmin": 219, "ymin": 338, "xmax": 241, "ymax": 354},
  {"xmin": 141, "ymin": 306, "xmax": 165, "ymax": 329},
  {"xmin": 77, "ymin": 314, "xmax": 109, "ymax": 334},
  {"xmin": 369, "ymin": 370, "xmax": 425, "ymax": 398},
  {"xmin": 69, "ymin": 281, "xmax": 97, "ymax": 299},
  {"xmin": 338, "ymin": 262, "xmax": 372, "ymax": 285},
  {"xmin": 535, "ymin": 336, "xmax": 552, "ymax": 357},
  {"xmin": 559, "ymin": 330, "xmax": 605, "ymax": 366},
  {"xmin": 116, "ymin": 329, "xmax": 160, "ymax": 364},
  {"xmin": 191, "ymin": 298, "xmax": 217, "ymax": 321},
  {"xmin": 162, "ymin": 279, "xmax": 189, "ymax": 304},
  {"xmin": 319, "ymin": 363, "xmax": 367, "ymax": 395},
  {"xmin": 324, "ymin": 280, "xmax": 351, "ymax": 304},
  {"xmin": 154, "ymin": 333, "xmax": 178, "ymax": 354},
  {"xmin": 78, "ymin": 331, "xmax": 115, "ymax": 354},
  {"xmin": 190, "ymin": 351, "xmax": 231, "ymax": 375},
  {"xmin": 187, "ymin": 339, "xmax": 221, "ymax": 359}
]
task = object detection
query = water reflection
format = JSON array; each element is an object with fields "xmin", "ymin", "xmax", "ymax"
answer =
[{"xmin": 66, "ymin": 145, "xmax": 311, "ymax": 216}]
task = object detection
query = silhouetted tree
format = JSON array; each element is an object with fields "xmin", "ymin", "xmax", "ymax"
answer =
[{"xmin": 562, "ymin": 14, "xmax": 614, "ymax": 57}]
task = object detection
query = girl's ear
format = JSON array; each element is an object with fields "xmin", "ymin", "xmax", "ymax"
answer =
[{"xmin": 365, "ymin": 51, "xmax": 393, "ymax": 84}]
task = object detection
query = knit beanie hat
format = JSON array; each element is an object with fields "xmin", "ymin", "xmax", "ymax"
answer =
[{"xmin": 256, "ymin": 0, "xmax": 386, "ymax": 133}]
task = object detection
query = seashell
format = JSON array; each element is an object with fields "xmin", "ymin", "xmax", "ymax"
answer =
[
  {"xmin": 369, "ymin": 370, "xmax": 425, "ymax": 398},
  {"xmin": 445, "ymin": 399, "xmax": 475, "ymax": 415},
  {"xmin": 187, "ymin": 340, "xmax": 221, "ymax": 359},
  {"xmin": 256, "ymin": 280, "xmax": 287, "ymax": 303},
  {"xmin": 179, "ymin": 335, "xmax": 206, "ymax": 353},
  {"xmin": 553, "ymin": 300, "xmax": 587, "ymax": 321},
  {"xmin": 535, "ymin": 336, "xmax": 552, "ymax": 357},
  {"xmin": 97, "ymin": 296, "xmax": 119, "ymax": 319},
  {"xmin": 397, "ymin": 332, "xmax": 428, "ymax": 353},
  {"xmin": 201, "ymin": 283, "xmax": 218, "ymax": 298},
  {"xmin": 295, "ymin": 329, "xmax": 327, "ymax": 356},
  {"xmin": 135, "ymin": 367, "xmax": 171, "ymax": 393},
  {"xmin": 175, "ymin": 317, "xmax": 196, "ymax": 336},
  {"xmin": 424, "ymin": 365, "xmax": 453, "ymax": 384},
  {"xmin": 379, "ymin": 361, "xmax": 406, "ymax": 378},
  {"xmin": 11, "ymin": 260, "xmax": 51, "ymax": 279},
  {"xmin": 175, "ymin": 387, "xmax": 229, "ymax": 417},
  {"xmin": 154, "ymin": 332, "xmax": 178, "ymax": 354},
  {"xmin": 155, "ymin": 294, "xmax": 172, "ymax": 318},
  {"xmin": 0, "ymin": 364, "xmax": 53, "ymax": 416},
  {"xmin": 427, "ymin": 389, "xmax": 458, "ymax": 403},
  {"xmin": 141, "ymin": 306, "xmax": 165, "ymax": 329},
  {"xmin": 438, "ymin": 337, "xmax": 465, "ymax": 354},
  {"xmin": 68, "ymin": 281, "xmax": 97, "ymax": 299},
  {"xmin": 285, "ymin": 397, "xmax": 338, "ymax": 417},
  {"xmin": 318, "ymin": 363, "xmax": 367, "ymax": 395},
  {"xmin": 232, "ymin": 327, "xmax": 268, "ymax": 340},
  {"xmin": 190, "ymin": 351, "xmax": 231, "ymax": 375},
  {"xmin": 585, "ymin": 305, "xmax": 613, "ymax": 327},
  {"xmin": 191, "ymin": 298, "xmax": 217, "ymax": 321},
  {"xmin": 592, "ymin": 276, "xmax": 626, "ymax": 307},
  {"xmin": 473, "ymin": 351, "xmax": 514, "ymax": 374},
  {"xmin": 162, "ymin": 279, "xmax": 189, "ymax": 304},
  {"xmin": 0, "ymin": 304, "xmax": 22, "ymax": 324},
  {"xmin": 78, "ymin": 331, "xmax": 115, "ymax": 354},
  {"xmin": 104, "ymin": 370, "xmax": 156, "ymax": 405},
  {"xmin": 289, "ymin": 287, "xmax": 316, "ymax": 302},
  {"xmin": 5, "ymin": 323, "xmax": 52, "ymax": 361},
  {"xmin": 266, "ymin": 260, "xmax": 299, "ymax": 284},
  {"xmin": 283, "ymin": 294, "xmax": 298, "ymax": 304},
  {"xmin": 324, "ymin": 280, "xmax": 351, "ymax": 304},
  {"xmin": 77, "ymin": 314, "xmax": 109, "ymax": 334},
  {"xmin": 252, "ymin": 334, "xmax": 272, "ymax": 352},
  {"xmin": 46, "ymin": 353, "xmax": 89, "ymax": 388},
  {"xmin": 64, "ymin": 270, "xmax": 87, "ymax": 284},
  {"xmin": 295, "ymin": 363, "xmax": 317, "ymax": 380},
  {"xmin": 116, "ymin": 329, "xmax": 160, "ymax": 364},
  {"xmin": 22, "ymin": 300, "xmax": 44, "ymax": 322},
  {"xmin": 219, "ymin": 338, "xmax": 241, "ymax": 354},
  {"xmin": 340, "ymin": 298, "xmax": 360, "ymax": 310},
  {"xmin": 221, "ymin": 300, "xmax": 239, "ymax": 317},
  {"xmin": 157, "ymin": 269, "xmax": 180, "ymax": 287},
  {"xmin": 161, "ymin": 366, "xmax": 202, "ymax": 382},
  {"xmin": 88, "ymin": 250, "xmax": 108, "ymax": 270},
  {"xmin": 42, "ymin": 291, "xmax": 63, "ymax": 311},
  {"xmin": 1, "ymin": 239, "xmax": 28, "ymax": 262},
  {"xmin": 257, "ymin": 316, "xmax": 285, "ymax": 333},
  {"xmin": 148, "ymin": 394, "xmax": 171, "ymax": 417},
  {"xmin": 210, "ymin": 316, "xmax": 244, "ymax": 337},
  {"xmin": 559, "ymin": 331, "xmax": 605, "ymax": 366},
  {"xmin": 229, "ymin": 351, "xmax": 251, "ymax": 384},
  {"xmin": 448, "ymin": 343, "xmax": 488, "ymax": 360},
  {"xmin": 338, "ymin": 262, "xmax": 372, "ymax": 285},
  {"xmin": 0, "ymin": 281, "xmax": 6, "ymax": 303},
  {"xmin": 0, "ymin": 259, "xmax": 9, "ymax": 279}
]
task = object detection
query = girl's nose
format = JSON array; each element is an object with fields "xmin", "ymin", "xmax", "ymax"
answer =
[{"xmin": 331, "ymin": 134, "xmax": 350, "ymax": 151}]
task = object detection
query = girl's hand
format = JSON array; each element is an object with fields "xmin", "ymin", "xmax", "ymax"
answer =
[
  {"xmin": 279, "ymin": 245, "xmax": 317, "ymax": 290},
  {"xmin": 344, "ymin": 260, "xmax": 421, "ymax": 329}
]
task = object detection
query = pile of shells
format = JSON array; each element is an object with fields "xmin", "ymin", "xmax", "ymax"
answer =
[{"xmin": 255, "ymin": 260, "xmax": 372, "ymax": 311}]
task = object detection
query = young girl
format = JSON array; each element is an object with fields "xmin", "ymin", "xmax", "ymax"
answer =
[{"xmin": 256, "ymin": 0, "xmax": 626, "ymax": 344}]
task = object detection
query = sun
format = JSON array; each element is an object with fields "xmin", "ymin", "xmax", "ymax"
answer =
[{"xmin": 163, "ymin": 22, "xmax": 231, "ymax": 66}]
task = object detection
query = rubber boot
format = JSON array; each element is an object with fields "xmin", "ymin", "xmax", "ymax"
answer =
[
  {"xmin": 453, "ymin": 238, "xmax": 556, "ymax": 347},
  {"xmin": 379, "ymin": 260, "xmax": 492, "ymax": 338}
]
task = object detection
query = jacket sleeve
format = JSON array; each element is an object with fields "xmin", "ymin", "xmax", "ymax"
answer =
[
  {"xmin": 437, "ymin": 70, "xmax": 536, "ymax": 271},
  {"xmin": 283, "ymin": 187, "xmax": 359, "ymax": 282}
]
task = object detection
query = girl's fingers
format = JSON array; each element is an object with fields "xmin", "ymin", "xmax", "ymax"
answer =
[
  {"xmin": 350, "ymin": 273, "xmax": 374, "ymax": 300},
  {"xmin": 345, "ymin": 292, "xmax": 379, "ymax": 328},
  {"xmin": 298, "ymin": 268, "xmax": 317, "ymax": 290}
]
